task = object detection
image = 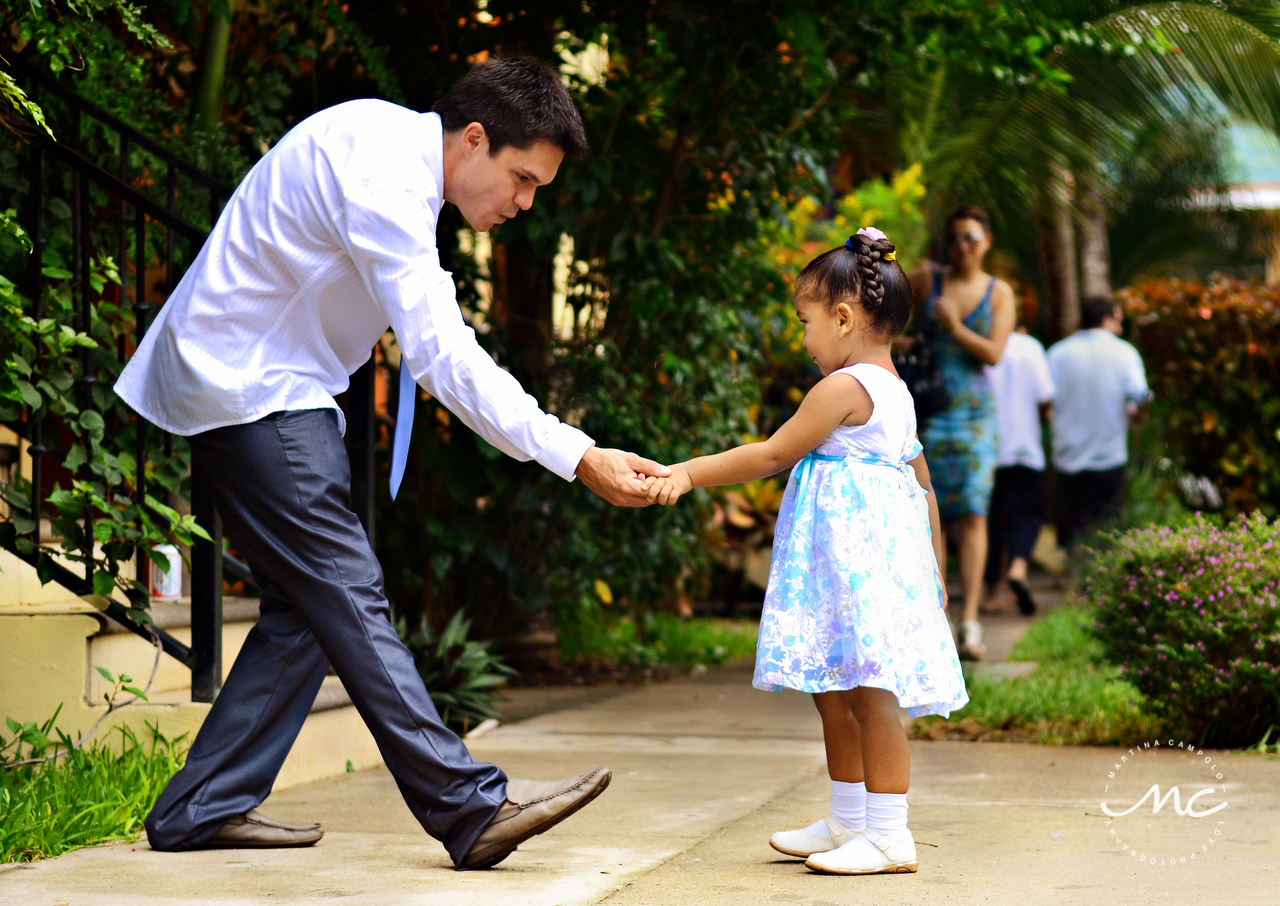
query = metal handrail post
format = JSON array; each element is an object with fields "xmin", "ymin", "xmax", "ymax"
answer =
[
  {"xmin": 189, "ymin": 464, "xmax": 223, "ymax": 702},
  {"xmin": 133, "ymin": 206, "xmax": 149, "ymax": 587},
  {"xmin": 25, "ymin": 139, "xmax": 44, "ymax": 544}
]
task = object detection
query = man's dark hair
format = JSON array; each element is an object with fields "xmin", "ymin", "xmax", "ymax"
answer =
[
  {"xmin": 432, "ymin": 56, "xmax": 589, "ymax": 160},
  {"xmin": 1081, "ymin": 295, "xmax": 1120, "ymax": 329},
  {"xmin": 945, "ymin": 205, "xmax": 992, "ymax": 235}
]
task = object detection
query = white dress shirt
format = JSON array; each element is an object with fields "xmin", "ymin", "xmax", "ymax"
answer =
[
  {"xmin": 115, "ymin": 100, "xmax": 593, "ymax": 482},
  {"xmin": 989, "ymin": 331, "xmax": 1055, "ymax": 470},
  {"xmin": 1047, "ymin": 328, "xmax": 1151, "ymax": 473}
]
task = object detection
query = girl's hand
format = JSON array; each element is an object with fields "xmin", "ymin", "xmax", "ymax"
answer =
[
  {"xmin": 931, "ymin": 295, "xmax": 961, "ymax": 333},
  {"xmin": 644, "ymin": 467, "xmax": 693, "ymax": 505}
]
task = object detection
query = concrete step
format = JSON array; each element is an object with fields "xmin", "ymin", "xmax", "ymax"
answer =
[{"xmin": 0, "ymin": 549, "xmax": 382, "ymax": 791}]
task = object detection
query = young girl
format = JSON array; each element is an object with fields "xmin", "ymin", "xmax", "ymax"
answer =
[{"xmin": 645, "ymin": 227, "xmax": 968, "ymax": 875}]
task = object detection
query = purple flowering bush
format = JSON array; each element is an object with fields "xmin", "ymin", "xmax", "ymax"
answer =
[{"xmin": 1086, "ymin": 513, "xmax": 1280, "ymax": 747}]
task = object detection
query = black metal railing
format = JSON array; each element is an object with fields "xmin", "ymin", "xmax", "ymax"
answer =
[{"xmin": 9, "ymin": 68, "xmax": 235, "ymax": 702}]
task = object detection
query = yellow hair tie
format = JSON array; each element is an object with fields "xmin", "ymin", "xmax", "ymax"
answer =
[{"xmin": 884, "ymin": 251, "xmax": 897, "ymax": 261}]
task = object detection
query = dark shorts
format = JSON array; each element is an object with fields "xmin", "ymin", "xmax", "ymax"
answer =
[
  {"xmin": 985, "ymin": 465, "xmax": 1046, "ymax": 584},
  {"xmin": 1056, "ymin": 466, "xmax": 1125, "ymax": 548}
]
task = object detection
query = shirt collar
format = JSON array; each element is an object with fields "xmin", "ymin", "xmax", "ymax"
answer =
[{"xmin": 423, "ymin": 111, "xmax": 446, "ymax": 208}]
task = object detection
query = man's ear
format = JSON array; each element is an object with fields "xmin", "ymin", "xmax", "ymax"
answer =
[{"xmin": 461, "ymin": 122, "xmax": 488, "ymax": 157}]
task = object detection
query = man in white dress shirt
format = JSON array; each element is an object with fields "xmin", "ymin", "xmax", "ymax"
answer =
[
  {"xmin": 118, "ymin": 58, "xmax": 663, "ymax": 869},
  {"xmin": 1047, "ymin": 296, "xmax": 1151, "ymax": 547}
]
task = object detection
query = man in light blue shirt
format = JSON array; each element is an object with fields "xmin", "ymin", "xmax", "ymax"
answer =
[{"xmin": 1047, "ymin": 296, "xmax": 1151, "ymax": 546}]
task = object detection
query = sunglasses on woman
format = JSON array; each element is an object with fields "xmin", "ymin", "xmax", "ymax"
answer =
[{"xmin": 948, "ymin": 231, "xmax": 985, "ymax": 246}]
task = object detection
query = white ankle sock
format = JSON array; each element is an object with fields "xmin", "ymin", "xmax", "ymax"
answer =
[
  {"xmin": 829, "ymin": 780, "xmax": 866, "ymax": 830},
  {"xmin": 803, "ymin": 780, "xmax": 866, "ymax": 834},
  {"xmin": 865, "ymin": 791, "xmax": 908, "ymax": 834}
]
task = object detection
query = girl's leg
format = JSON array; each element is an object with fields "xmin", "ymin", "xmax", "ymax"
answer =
[
  {"xmin": 806, "ymin": 692, "xmax": 868, "ymax": 833},
  {"xmin": 805, "ymin": 687, "xmax": 917, "ymax": 873},
  {"xmin": 844, "ymin": 687, "xmax": 909, "ymax": 793},
  {"xmin": 813, "ymin": 691, "xmax": 863, "ymax": 783}
]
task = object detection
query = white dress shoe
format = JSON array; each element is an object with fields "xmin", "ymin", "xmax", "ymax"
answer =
[
  {"xmin": 769, "ymin": 815, "xmax": 864, "ymax": 858},
  {"xmin": 804, "ymin": 827, "xmax": 918, "ymax": 874}
]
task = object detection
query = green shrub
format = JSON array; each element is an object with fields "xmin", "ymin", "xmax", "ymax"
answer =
[
  {"xmin": 396, "ymin": 611, "xmax": 517, "ymax": 734},
  {"xmin": 1086, "ymin": 513, "xmax": 1280, "ymax": 747},
  {"xmin": 1121, "ymin": 277, "xmax": 1280, "ymax": 514},
  {"xmin": 0, "ymin": 721, "xmax": 186, "ymax": 863}
]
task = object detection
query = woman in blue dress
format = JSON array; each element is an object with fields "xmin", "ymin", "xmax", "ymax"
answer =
[{"xmin": 906, "ymin": 208, "xmax": 1015, "ymax": 659}]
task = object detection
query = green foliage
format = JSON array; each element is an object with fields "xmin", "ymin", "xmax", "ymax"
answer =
[
  {"xmin": 1, "ymin": 0, "xmax": 169, "ymax": 136},
  {"xmin": 0, "ymin": 270, "xmax": 209, "ymax": 619},
  {"xmin": 913, "ymin": 606, "xmax": 1163, "ymax": 745},
  {"xmin": 1122, "ymin": 277, "xmax": 1280, "ymax": 514},
  {"xmin": 1111, "ymin": 456, "xmax": 1197, "ymax": 536},
  {"xmin": 92, "ymin": 666, "xmax": 149, "ymax": 707},
  {"xmin": 0, "ymin": 721, "xmax": 186, "ymax": 863},
  {"xmin": 0, "ymin": 70, "xmax": 51, "ymax": 137},
  {"xmin": 561, "ymin": 614, "xmax": 758, "ymax": 672},
  {"xmin": 396, "ymin": 611, "xmax": 517, "ymax": 734},
  {"xmin": 1085, "ymin": 513, "xmax": 1280, "ymax": 748},
  {"xmin": 872, "ymin": 2, "xmax": 1280, "ymax": 297}
]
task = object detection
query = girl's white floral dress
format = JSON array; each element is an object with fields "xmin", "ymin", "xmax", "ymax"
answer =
[{"xmin": 753, "ymin": 363, "xmax": 969, "ymax": 717}]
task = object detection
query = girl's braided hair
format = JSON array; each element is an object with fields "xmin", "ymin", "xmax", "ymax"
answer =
[{"xmin": 794, "ymin": 230, "xmax": 913, "ymax": 339}]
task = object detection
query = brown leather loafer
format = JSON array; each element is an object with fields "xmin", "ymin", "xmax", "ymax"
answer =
[
  {"xmin": 460, "ymin": 765, "xmax": 611, "ymax": 869},
  {"xmin": 197, "ymin": 809, "xmax": 324, "ymax": 848}
]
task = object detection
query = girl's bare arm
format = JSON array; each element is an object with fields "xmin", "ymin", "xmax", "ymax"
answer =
[
  {"xmin": 646, "ymin": 373, "xmax": 870, "ymax": 504},
  {"xmin": 908, "ymin": 448, "xmax": 947, "ymax": 604}
]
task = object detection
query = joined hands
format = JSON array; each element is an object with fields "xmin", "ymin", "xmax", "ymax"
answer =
[
  {"xmin": 575, "ymin": 446, "xmax": 673, "ymax": 507},
  {"xmin": 642, "ymin": 466, "xmax": 693, "ymax": 506}
]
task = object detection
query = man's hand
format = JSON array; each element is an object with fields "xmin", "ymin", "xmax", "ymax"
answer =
[{"xmin": 575, "ymin": 446, "xmax": 672, "ymax": 507}]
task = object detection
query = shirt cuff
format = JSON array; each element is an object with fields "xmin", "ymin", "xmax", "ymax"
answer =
[{"xmin": 536, "ymin": 424, "xmax": 596, "ymax": 482}]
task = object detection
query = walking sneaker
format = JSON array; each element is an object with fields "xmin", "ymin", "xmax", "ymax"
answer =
[
  {"xmin": 769, "ymin": 815, "xmax": 863, "ymax": 858},
  {"xmin": 804, "ymin": 827, "xmax": 918, "ymax": 875},
  {"xmin": 958, "ymin": 620, "xmax": 986, "ymax": 661}
]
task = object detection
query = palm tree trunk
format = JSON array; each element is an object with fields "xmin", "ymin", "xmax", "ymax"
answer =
[
  {"xmin": 192, "ymin": 1, "xmax": 237, "ymax": 133},
  {"xmin": 1037, "ymin": 163, "xmax": 1079, "ymax": 341},
  {"xmin": 1078, "ymin": 174, "xmax": 1112, "ymax": 300}
]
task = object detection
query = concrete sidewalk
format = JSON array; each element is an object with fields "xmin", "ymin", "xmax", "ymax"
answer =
[{"xmin": 3, "ymin": 663, "xmax": 1277, "ymax": 906}]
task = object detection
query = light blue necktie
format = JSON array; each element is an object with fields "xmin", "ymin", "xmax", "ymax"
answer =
[{"xmin": 389, "ymin": 362, "xmax": 416, "ymax": 500}]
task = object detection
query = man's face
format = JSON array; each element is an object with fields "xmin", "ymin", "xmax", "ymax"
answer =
[{"xmin": 446, "ymin": 124, "xmax": 564, "ymax": 232}]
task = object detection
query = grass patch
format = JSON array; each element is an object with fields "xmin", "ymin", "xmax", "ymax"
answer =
[
  {"xmin": 568, "ymin": 614, "xmax": 759, "ymax": 671},
  {"xmin": 1, "ymin": 722, "xmax": 186, "ymax": 863},
  {"xmin": 911, "ymin": 605, "xmax": 1163, "ymax": 745}
]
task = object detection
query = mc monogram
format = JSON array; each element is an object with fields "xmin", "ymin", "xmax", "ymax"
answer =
[{"xmin": 1101, "ymin": 784, "xmax": 1228, "ymax": 819}]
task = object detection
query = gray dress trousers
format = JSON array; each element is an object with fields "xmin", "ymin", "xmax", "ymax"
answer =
[{"xmin": 144, "ymin": 409, "xmax": 506, "ymax": 865}]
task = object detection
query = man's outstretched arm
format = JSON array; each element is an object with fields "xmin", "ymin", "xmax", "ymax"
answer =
[{"xmin": 575, "ymin": 446, "xmax": 671, "ymax": 507}]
